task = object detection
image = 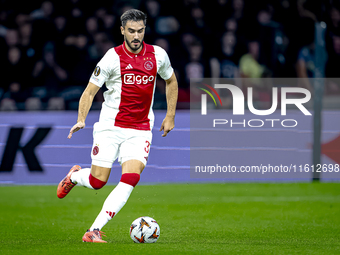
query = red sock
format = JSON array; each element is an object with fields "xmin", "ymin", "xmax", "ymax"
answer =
[
  {"xmin": 120, "ymin": 173, "xmax": 140, "ymax": 187},
  {"xmin": 89, "ymin": 174, "xmax": 107, "ymax": 190}
]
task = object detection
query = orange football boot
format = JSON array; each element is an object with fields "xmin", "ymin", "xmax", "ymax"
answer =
[
  {"xmin": 57, "ymin": 165, "xmax": 81, "ymax": 198},
  {"xmin": 82, "ymin": 229, "xmax": 107, "ymax": 243}
]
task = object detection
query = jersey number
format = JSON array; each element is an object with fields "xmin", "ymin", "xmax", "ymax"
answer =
[{"xmin": 144, "ymin": 141, "xmax": 150, "ymax": 154}]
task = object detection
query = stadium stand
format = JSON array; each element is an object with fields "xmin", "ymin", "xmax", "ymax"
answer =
[{"xmin": 0, "ymin": 0, "xmax": 339, "ymax": 110}]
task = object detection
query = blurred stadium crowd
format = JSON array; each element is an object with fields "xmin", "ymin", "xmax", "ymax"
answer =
[{"xmin": 1, "ymin": 0, "xmax": 340, "ymax": 111}]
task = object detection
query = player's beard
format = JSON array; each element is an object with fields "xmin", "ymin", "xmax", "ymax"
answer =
[{"xmin": 125, "ymin": 36, "xmax": 143, "ymax": 52}]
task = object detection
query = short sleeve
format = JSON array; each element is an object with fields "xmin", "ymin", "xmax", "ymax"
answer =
[
  {"xmin": 154, "ymin": 46, "xmax": 174, "ymax": 81},
  {"xmin": 89, "ymin": 49, "xmax": 115, "ymax": 87}
]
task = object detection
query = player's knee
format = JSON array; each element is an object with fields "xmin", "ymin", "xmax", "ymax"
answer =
[
  {"xmin": 120, "ymin": 173, "xmax": 140, "ymax": 187},
  {"xmin": 89, "ymin": 174, "xmax": 107, "ymax": 190}
]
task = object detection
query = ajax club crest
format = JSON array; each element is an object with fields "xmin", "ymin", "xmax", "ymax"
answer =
[{"xmin": 144, "ymin": 60, "xmax": 153, "ymax": 71}]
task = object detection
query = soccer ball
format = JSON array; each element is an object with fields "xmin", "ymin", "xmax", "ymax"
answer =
[{"xmin": 129, "ymin": 216, "xmax": 160, "ymax": 243}]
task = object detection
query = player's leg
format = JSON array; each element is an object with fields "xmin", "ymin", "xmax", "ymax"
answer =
[
  {"xmin": 57, "ymin": 123, "xmax": 118, "ymax": 198},
  {"xmin": 82, "ymin": 160, "xmax": 143, "ymax": 243},
  {"xmin": 71, "ymin": 164, "xmax": 111, "ymax": 189},
  {"xmin": 88, "ymin": 160, "xmax": 144, "ymax": 231},
  {"xmin": 86, "ymin": 130, "xmax": 151, "ymax": 236},
  {"xmin": 57, "ymin": 164, "xmax": 111, "ymax": 198}
]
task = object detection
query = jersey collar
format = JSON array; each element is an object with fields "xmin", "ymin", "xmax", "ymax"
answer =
[{"xmin": 123, "ymin": 41, "xmax": 146, "ymax": 58}]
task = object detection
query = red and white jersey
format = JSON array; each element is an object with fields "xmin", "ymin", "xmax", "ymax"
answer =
[{"xmin": 89, "ymin": 42, "xmax": 173, "ymax": 131}]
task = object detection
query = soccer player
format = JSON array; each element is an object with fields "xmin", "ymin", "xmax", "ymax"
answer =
[{"xmin": 57, "ymin": 9, "xmax": 178, "ymax": 243}]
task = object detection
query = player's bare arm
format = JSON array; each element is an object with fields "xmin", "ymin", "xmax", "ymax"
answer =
[
  {"xmin": 68, "ymin": 82, "xmax": 100, "ymax": 139},
  {"xmin": 160, "ymin": 72, "xmax": 178, "ymax": 137}
]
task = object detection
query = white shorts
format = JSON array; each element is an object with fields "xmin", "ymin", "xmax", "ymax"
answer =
[{"xmin": 90, "ymin": 122, "xmax": 152, "ymax": 168}]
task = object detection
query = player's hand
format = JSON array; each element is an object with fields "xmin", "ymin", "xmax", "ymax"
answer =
[
  {"xmin": 160, "ymin": 116, "xmax": 175, "ymax": 137},
  {"xmin": 68, "ymin": 122, "xmax": 85, "ymax": 139}
]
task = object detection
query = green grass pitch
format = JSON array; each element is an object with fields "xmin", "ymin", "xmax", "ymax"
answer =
[{"xmin": 0, "ymin": 183, "xmax": 339, "ymax": 254}]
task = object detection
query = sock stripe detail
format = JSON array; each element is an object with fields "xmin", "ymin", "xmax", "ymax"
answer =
[
  {"xmin": 89, "ymin": 174, "xmax": 107, "ymax": 190},
  {"xmin": 120, "ymin": 173, "xmax": 140, "ymax": 187},
  {"xmin": 106, "ymin": 211, "xmax": 115, "ymax": 218}
]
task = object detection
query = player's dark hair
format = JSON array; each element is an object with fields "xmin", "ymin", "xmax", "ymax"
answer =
[{"xmin": 121, "ymin": 9, "xmax": 147, "ymax": 27}]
